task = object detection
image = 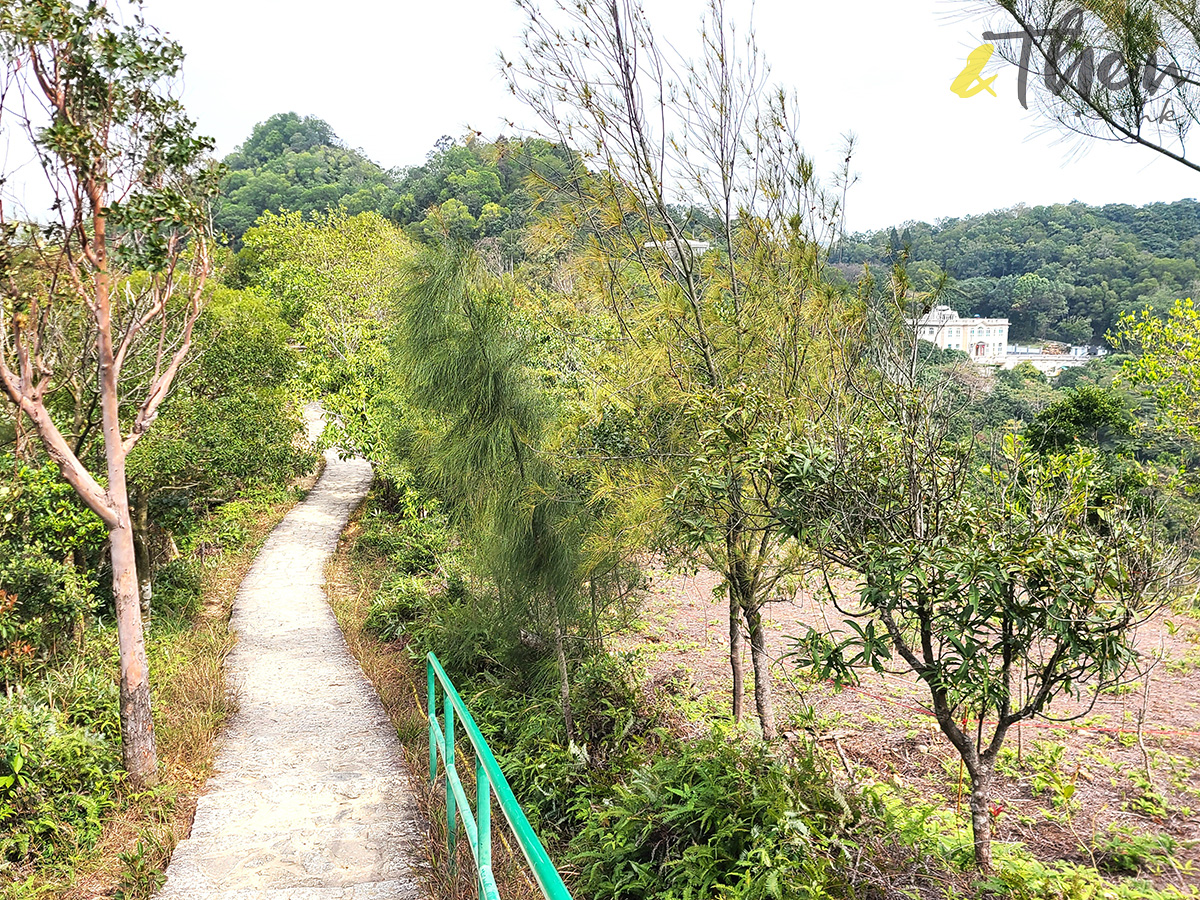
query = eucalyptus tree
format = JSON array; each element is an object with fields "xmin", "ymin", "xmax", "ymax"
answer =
[
  {"xmin": 0, "ymin": 0, "xmax": 217, "ymax": 786},
  {"xmin": 776, "ymin": 293, "xmax": 1180, "ymax": 871},
  {"xmin": 506, "ymin": 0, "xmax": 857, "ymax": 737}
]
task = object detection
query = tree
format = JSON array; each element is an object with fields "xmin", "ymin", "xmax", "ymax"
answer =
[
  {"xmin": 125, "ymin": 284, "xmax": 315, "ymax": 608},
  {"xmin": 507, "ymin": 0, "xmax": 855, "ymax": 738},
  {"xmin": 239, "ymin": 209, "xmax": 411, "ymax": 461},
  {"xmin": 974, "ymin": 1, "xmax": 1200, "ymax": 172},
  {"xmin": 1023, "ymin": 383, "xmax": 1136, "ymax": 452},
  {"xmin": 0, "ymin": 0, "xmax": 216, "ymax": 787},
  {"xmin": 1114, "ymin": 297, "xmax": 1200, "ymax": 438},
  {"xmin": 215, "ymin": 113, "xmax": 405, "ymax": 244},
  {"xmin": 776, "ymin": 310, "xmax": 1179, "ymax": 872},
  {"xmin": 1010, "ymin": 272, "xmax": 1068, "ymax": 340},
  {"xmin": 396, "ymin": 244, "xmax": 635, "ymax": 740}
]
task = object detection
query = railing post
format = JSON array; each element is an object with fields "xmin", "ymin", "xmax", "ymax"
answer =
[
  {"xmin": 428, "ymin": 660, "xmax": 437, "ymax": 781},
  {"xmin": 476, "ymin": 755, "xmax": 491, "ymax": 900},
  {"xmin": 445, "ymin": 688, "xmax": 457, "ymax": 873}
]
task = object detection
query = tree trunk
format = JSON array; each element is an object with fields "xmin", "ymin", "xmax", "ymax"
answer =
[
  {"xmin": 743, "ymin": 603, "xmax": 777, "ymax": 740},
  {"xmin": 132, "ymin": 489, "xmax": 153, "ymax": 620},
  {"xmin": 967, "ymin": 763, "xmax": 995, "ymax": 873},
  {"xmin": 100, "ymin": 303, "xmax": 159, "ymax": 789},
  {"xmin": 728, "ymin": 582, "xmax": 744, "ymax": 723},
  {"xmin": 111, "ymin": 515, "xmax": 158, "ymax": 788},
  {"xmin": 553, "ymin": 615, "xmax": 576, "ymax": 745}
]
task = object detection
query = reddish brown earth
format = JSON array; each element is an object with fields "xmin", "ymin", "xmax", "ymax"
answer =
[{"xmin": 614, "ymin": 565, "xmax": 1200, "ymax": 884}]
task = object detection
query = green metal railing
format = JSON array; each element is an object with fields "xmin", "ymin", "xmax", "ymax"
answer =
[{"xmin": 427, "ymin": 652, "xmax": 573, "ymax": 900}]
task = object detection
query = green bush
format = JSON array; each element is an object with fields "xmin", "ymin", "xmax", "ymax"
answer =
[
  {"xmin": 151, "ymin": 559, "xmax": 203, "ymax": 619},
  {"xmin": 364, "ymin": 575, "xmax": 429, "ymax": 641},
  {"xmin": 353, "ymin": 509, "xmax": 449, "ymax": 575},
  {"xmin": 30, "ymin": 650, "xmax": 122, "ymax": 745},
  {"xmin": 568, "ymin": 653, "xmax": 661, "ymax": 766},
  {"xmin": 0, "ymin": 462, "xmax": 106, "ymax": 561},
  {"xmin": 569, "ymin": 730, "xmax": 850, "ymax": 900},
  {"xmin": 408, "ymin": 589, "xmax": 519, "ymax": 677},
  {"xmin": 1093, "ymin": 826, "xmax": 1179, "ymax": 876},
  {"xmin": 0, "ymin": 692, "xmax": 121, "ymax": 865},
  {"xmin": 0, "ymin": 546, "xmax": 94, "ymax": 675}
]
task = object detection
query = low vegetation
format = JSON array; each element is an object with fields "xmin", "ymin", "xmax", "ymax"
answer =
[
  {"xmin": 331, "ymin": 478, "xmax": 1198, "ymax": 900},
  {"xmin": 4, "ymin": 0, "xmax": 1200, "ymax": 897}
]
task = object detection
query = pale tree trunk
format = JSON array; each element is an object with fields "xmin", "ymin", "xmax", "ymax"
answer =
[
  {"xmin": 132, "ymin": 488, "xmax": 153, "ymax": 619},
  {"xmin": 728, "ymin": 582, "xmax": 744, "ymax": 723},
  {"xmin": 99, "ymin": 278, "xmax": 158, "ymax": 789},
  {"xmin": 743, "ymin": 603, "xmax": 777, "ymax": 740},
  {"xmin": 111, "ymin": 515, "xmax": 158, "ymax": 786}
]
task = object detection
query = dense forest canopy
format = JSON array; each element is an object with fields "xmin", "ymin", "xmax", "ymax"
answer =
[
  {"xmin": 841, "ymin": 199, "xmax": 1200, "ymax": 343},
  {"xmin": 216, "ymin": 113, "xmax": 576, "ymax": 265}
]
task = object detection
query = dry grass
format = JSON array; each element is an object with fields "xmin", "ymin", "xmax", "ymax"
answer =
[{"xmin": 324, "ymin": 510, "xmax": 541, "ymax": 900}]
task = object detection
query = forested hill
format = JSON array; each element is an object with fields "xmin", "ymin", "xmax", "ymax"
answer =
[
  {"xmin": 215, "ymin": 113, "xmax": 403, "ymax": 240},
  {"xmin": 840, "ymin": 199, "xmax": 1200, "ymax": 343},
  {"xmin": 220, "ymin": 115, "xmax": 1200, "ymax": 346},
  {"xmin": 215, "ymin": 112, "xmax": 574, "ymax": 259}
]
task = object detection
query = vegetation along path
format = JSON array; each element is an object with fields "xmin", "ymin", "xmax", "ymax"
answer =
[{"xmin": 157, "ymin": 407, "xmax": 422, "ymax": 899}]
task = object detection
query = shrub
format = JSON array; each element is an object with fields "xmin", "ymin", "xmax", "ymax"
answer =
[
  {"xmin": 0, "ymin": 692, "xmax": 121, "ymax": 865},
  {"xmin": 353, "ymin": 509, "xmax": 449, "ymax": 575},
  {"xmin": 0, "ymin": 461, "xmax": 106, "ymax": 561},
  {"xmin": 569, "ymin": 729, "xmax": 849, "ymax": 900},
  {"xmin": 151, "ymin": 559, "xmax": 203, "ymax": 619},
  {"xmin": 0, "ymin": 546, "xmax": 94, "ymax": 675},
  {"xmin": 1093, "ymin": 826, "xmax": 1180, "ymax": 876},
  {"xmin": 407, "ymin": 588, "xmax": 519, "ymax": 678},
  {"xmin": 363, "ymin": 575, "xmax": 429, "ymax": 642}
]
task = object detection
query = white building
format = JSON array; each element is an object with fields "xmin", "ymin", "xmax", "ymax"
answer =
[{"xmin": 913, "ymin": 305, "xmax": 1009, "ymax": 364}]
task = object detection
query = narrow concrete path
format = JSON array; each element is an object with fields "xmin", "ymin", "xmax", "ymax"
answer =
[{"xmin": 158, "ymin": 409, "xmax": 423, "ymax": 900}]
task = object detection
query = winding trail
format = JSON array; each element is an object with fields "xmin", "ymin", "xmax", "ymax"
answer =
[{"xmin": 158, "ymin": 409, "xmax": 423, "ymax": 900}]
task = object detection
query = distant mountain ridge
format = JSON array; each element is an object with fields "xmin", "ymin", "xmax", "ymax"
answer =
[
  {"xmin": 840, "ymin": 199, "xmax": 1200, "ymax": 342},
  {"xmin": 217, "ymin": 114, "xmax": 1200, "ymax": 345}
]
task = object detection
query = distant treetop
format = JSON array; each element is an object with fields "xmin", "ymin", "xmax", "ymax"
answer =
[
  {"xmin": 227, "ymin": 113, "xmax": 340, "ymax": 167},
  {"xmin": 839, "ymin": 199, "xmax": 1200, "ymax": 344},
  {"xmin": 215, "ymin": 114, "xmax": 578, "ymax": 266}
]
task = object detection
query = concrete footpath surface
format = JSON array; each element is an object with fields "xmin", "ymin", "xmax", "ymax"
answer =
[{"xmin": 157, "ymin": 410, "xmax": 424, "ymax": 900}]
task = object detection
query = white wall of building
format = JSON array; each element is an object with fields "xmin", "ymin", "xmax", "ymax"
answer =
[{"xmin": 914, "ymin": 305, "xmax": 1009, "ymax": 363}]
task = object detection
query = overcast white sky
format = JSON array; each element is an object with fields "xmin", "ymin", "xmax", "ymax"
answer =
[{"xmin": 8, "ymin": 0, "xmax": 1199, "ymax": 233}]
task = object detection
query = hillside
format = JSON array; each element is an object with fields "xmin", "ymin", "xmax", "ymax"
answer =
[
  {"xmin": 215, "ymin": 112, "xmax": 574, "ymax": 264},
  {"xmin": 841, "ymin": 200, "xmax": 1200, "ymax": 342}
]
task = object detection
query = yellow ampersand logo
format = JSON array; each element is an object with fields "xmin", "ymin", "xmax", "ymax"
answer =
[{"xmin": 951, "ymin": 43, "xmax": 998, "ymax": 97}]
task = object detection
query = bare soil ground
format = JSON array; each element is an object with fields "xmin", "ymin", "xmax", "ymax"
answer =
[{"xmin": 614, "ymin": 565, "xmax": 1200, "ymax": 885}]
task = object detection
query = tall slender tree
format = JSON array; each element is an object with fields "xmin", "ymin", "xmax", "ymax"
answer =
[
  {"xmin": 507, "ymin": 0, "xmax": 856, "ymax": 737},
  {"xmin": 0, "ymin": 0, "xmax": 216, "ymax": 786},
  {"xmin": 397, "ymin": 244, "xmax": 634, "ymax": 739}
]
